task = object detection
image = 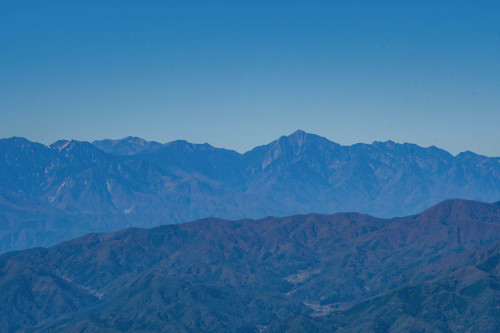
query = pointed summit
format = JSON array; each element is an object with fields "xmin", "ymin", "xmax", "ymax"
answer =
[
  {"xmin": 284, "ymin": 130, "xmax": 338, "ymax": 148},
  {"xmin": 288, "ymin": 129, "xmax": 307, "ymax": 138},
  {"xmin": 244, "ymin": 130, "xmax": 342, "ymax": 171},
  {"xmin": 285, "ymin": 130, "xmax": 308, "ymax": 147}
]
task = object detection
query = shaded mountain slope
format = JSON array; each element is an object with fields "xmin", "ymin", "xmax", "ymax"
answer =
[
  {"xmin": 268, "ymin": 242, "xmax": 500, "ymax": 332},
  {"xmin": 1, "ymin": 131, "xmax": 500, "ymax": 252},
  {"xmin": 0, "ymin": 199, "xmax": 499, "ymax": 332}
]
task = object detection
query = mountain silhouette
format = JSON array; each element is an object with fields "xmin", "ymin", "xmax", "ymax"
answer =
[{"xmin": 0, "ymin": 131, "xmax": 499, "ymax": 252}]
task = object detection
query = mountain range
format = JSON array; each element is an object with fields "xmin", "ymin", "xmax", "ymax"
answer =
[
  {"xmin": 1, "ymin": 199, "xmax": 499, "ymax": 332},
  {"xmin": 1, "ymin": 130, "xmax": 500, "ymax": 253}
]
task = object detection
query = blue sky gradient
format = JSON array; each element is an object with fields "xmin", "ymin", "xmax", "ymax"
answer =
[{"xmin": 1, "ymin": 1, "xmax": 499, "ymax": 155}]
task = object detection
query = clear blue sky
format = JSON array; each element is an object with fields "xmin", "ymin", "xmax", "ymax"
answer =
[{"xmin": 1, "ymin": 1, "xmax": 499, "ymax": 156}]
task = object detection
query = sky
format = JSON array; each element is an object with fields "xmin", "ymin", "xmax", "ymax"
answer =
[{"xmin": 1, "ymin": 1, "xmax": 499, "ymax": 156}]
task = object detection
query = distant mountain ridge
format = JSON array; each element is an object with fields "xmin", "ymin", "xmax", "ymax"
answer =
[
  {"xmin": 0, "ymin": 130, "xmax": 500, "ymax": 253},
  {"xmin": 0, "ymin": 199, "xmax": 499, "ymax": 332}
]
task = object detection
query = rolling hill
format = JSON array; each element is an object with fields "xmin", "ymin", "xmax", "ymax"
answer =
[{"xmin": 0, "ymin": 199, "xmax": 499, "ymax": 332}]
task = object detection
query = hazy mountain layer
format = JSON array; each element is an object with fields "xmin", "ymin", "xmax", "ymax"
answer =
[
  {"xmin": 0, "ymin": 199, "xmax": 499, "ymax": 332},
  {"xmin": 1, "ymin": 131, "xmax": 500, "ymax": 252}
]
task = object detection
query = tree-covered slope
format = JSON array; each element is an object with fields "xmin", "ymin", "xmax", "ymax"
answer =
[{"xmin": 0, "ymin": 199, "xmax": 499, "ymax": 332}]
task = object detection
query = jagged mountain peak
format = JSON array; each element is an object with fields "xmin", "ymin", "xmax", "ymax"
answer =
[
  {"xmin": 263, "ymin": 130, "xmax": 340, "ymax": 156},
  {"xmin": 457, "ymin": 150, "xmax": 476, "ymax": 155},
  {"xmin": 370, "ymin": 140, "xmax": 449, "ymax": 153},
  {"xmin": 371, "ymin": 139, "xmax": 396, "ymax": 147},
  {"xmin": 3, "ymin": 136, "xmax": 33, "ymax": 144},
  {"xmin": 1, "ymin": 133, "xmax": 500, "ymax": 254},
  {"xmin": 286, "ymin": 129, "xmax": 308, "ymax": 143},
  {"xmin": 284, "ymin": 130, "xmax": 337, "ymax": 146},
  {"xmin": 162, "ymin": 140, "xmax": 241, "ymax": 157},
  {"xmin": 93, "ymin": 137, "xmax": 162, "ymax": 156},
  {"xmin": 455, "ymin": 150, "xmax": 484, "ymax": 159},
  {"xmin": 50, "ymin": 139, "xmax": 102, "ymax": 153},
  {"xmin": 0, "ymin": 137, "xmax": 48, "ymax": 151},
  {"xmin": 164, "ymin": 139, "xmax": 210, "ymax": 150},
  {"xmin": 123, "ymin": 136, "xmax": 149, "ymax": 143}
]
